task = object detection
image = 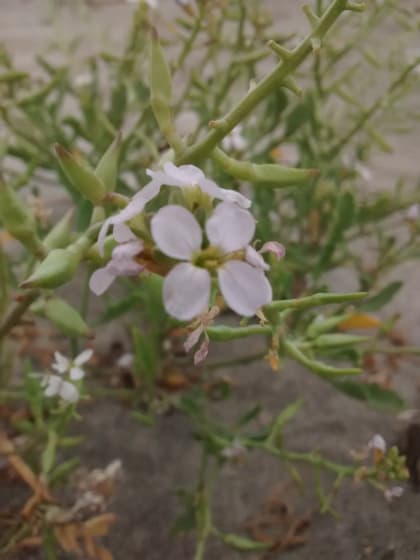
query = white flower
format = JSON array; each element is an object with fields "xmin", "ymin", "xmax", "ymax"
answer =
[
  {"xmin": 151, "ymin": 202, "xmax": 272, "ymax": 321},
  {"xmin": 271, "ymin": 143, "xmax": 299, "ymax": 166},
  {"xmin": 116, "ymin": 353, "xmax": 134, "ymax": 370},
  {"xmin": 355, "ymin": 162, "xmax": 372, "ymax": 183},
  {"xmin": 90, "ymin": 224, "xmax": 143, "ymax": 296},
  {"xmin": 222, "ymin": 439, "xmax": 247, "ymax": 461},
  {"xmin": 52, "ymin": 349, "xmax": 93, "ymax": 381},
  {"xmin": 222, "ymin": 125, "xmax": 247, "ymax": 152},
  {"xmin": 41, "ymin": 374, "xmax": 79, "ymax": 403},
  {"xmin": 368, "ymin": 434, "xmax": 386, "ymax": 453},
  {"xmin": 384, "ymin": 485, "xmax": 404, "ymax": 502},
  {"xmin": 406, "ymin": 204, "xmax": 420, "ymax": 222},
  {"xmin": 97, "ymin": 163, "xmax": 251, "ymax": 255}
]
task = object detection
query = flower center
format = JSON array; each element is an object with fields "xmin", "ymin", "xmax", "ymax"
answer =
[{"xmin": 192, "ymin": 246, "xmax": 223, "ymax": 271}]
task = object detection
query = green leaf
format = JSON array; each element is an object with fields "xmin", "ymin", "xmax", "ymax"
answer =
[
  {"xmin": 330, "ymin": 380, "xmax": 405, "ymax": 411},
  {"xmin": 359, "ymin": 282, "xmax": 402, "ymax": 311}
]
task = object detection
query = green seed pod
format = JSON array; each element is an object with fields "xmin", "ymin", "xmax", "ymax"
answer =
[
  {"xmin": 55, "ymin": 144, "xmax": 106, "ymax": 205},
  {"xmin": 311, "ymin": 333, "xmax": 371, "ymax": 349},
  {"xmin": 0, "ymin": 180, "xmax": 44, "ymax": 256},
  {"xmin": 44, "ymin": 298, "xmax": 92, "ymax": 338},
  {"xmin": 307, "ymin": 314, "xmax": 351, "ymax": 339},
  {"xmin": 43, "ymin": 209, "xmax": 74, "ymax": 251},
  {"xmin": 21, "ymin": 248, "xmax": 80, "ymax": 289},
  {"xmin": 95, "ymin": 132, "xmax": 122, "ymax": 193}
]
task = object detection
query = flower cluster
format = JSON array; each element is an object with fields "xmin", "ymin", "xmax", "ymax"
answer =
[
  {"xmin": 91, "ymin": 163, "xmax": 284, "ymax": 326},
  {"xmin": 41, "ymin": 349, "xmax": 92, "ymax": 403}
]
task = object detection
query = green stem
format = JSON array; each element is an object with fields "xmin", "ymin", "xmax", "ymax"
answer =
[
  {"xmin": 264, "ymin": 291, "xmax": 367, "ymax": 312},
  {"xmin": 0, "ymin": 289, "xmax": 40, "ymax": 340},
  {"xmin": 176, "ymin": 0, "xmax": 363, "ymax": 165}
]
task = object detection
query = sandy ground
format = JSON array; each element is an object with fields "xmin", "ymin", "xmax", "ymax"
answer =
[{"xmin": 2, "ymin": 1, "xmax": 420, "ymax": 559}]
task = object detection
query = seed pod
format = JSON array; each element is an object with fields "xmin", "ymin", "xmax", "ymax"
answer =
[
  {"xmin": 43, "ymin": 209, "xmax": 74, "ymax": 251},
  {"xmin": 0, "ymin": 180, "xmax": 44, "ymax": 256},
  {"xmin": 55, "ymin": 144, "xmax": 106, "ymax": 205},
  {"xmin": 95, "ymin": 132, "xmax": 122, "ymax": 193}
]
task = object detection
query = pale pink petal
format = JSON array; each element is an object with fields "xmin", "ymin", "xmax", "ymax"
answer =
[
  {"xmin": 199, "ymin": 178, "xmax": 251, "ymax": 208},
  {"xmin": 163, "ymin": 263, "xmax": 211, "ymax": 321},
  {"xmin": 108, "ymin": 259, "xmax": 143, "ymax": 277},
  {"xmin": 59, "ymin": 381, "xmax": 79, "ymax": 403},
  {"xmin": 97, "ymin": 179, "xmax": 161, "ymax": 255},
  {"xmin": 206, "ymin": 202, "xmax": 255, "ymax": 253},
  {"xmin": 184, "ymin": 325, "xmax": 204, "ymax": 352},
  {"xmin": 218, "ymin": 261, "xmax": 272, "ymax": 316},
  {"xmin": 89, "ymin": 267, "xmax": 116, "ymax": 296},
  {"xmin": 162, "ymin": 162, "xmax": 205, "ymax": 186},
  {"xmin": 113, "ymin": 223, "xmax": 136, "ymax": 243},
  {"xmin": 111, "ymin": 240, "xmax": 143, "ymax": 261},
  {"xmin": 74, "ymin": 348, "xmax": 93, "ymax": 366},
  {"xmin": 69, "ymin": 366, "xmax": 85, "ymax": 381},
  {"xmin": 151, "ymin": 205, "xmax": 202, "ymax": 260},
  {"xmin": 52, "ymin": 352, "xmax": 70, "ymax": 374},
  {"xmin": 260, "ymin": 241, "xmax": 286, "ymax": 260},
  {"xmin": 246, "ymin": 246, "xmax": 270, "ymax": 271}
]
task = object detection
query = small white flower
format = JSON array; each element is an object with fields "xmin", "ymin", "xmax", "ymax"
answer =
[
  {"xmin": 52, "ymin": 349, "xmax": 93, "ymax": 381},
  {"xmin": 222, "ymin": 125, "xmax": 247, "ymax": 152},
  {"xmin": 97, "ymin": 163, "xmax": 251, "ymax": 255},
  {"xmin": 90, "ymin": 224, "xmax": 143, "ymax": 296},
  {"xmin": 271, "ymin": 143, "xmax": 299, "ymax": 166},
  {"xmin": 127, "ymin": 0, "xmax": 158, "ymax": 6},
  {"xmin": 368, "ymin": 434, "xmax": 386, "ymax": 454},
  {"xmin": 41, "ymin": 374, "xmax": 79, "ymax": 403},
  {"xmin": 222, "ymin": 439, "xmax": 247, "ymax": 461},
  {"xmin": 406, "ymin": 204, "xmax": 420, "ymax": 222},
  {"xmin": 116, "ymin": 353, "xmax": 134, "ymax": 370},
  {"xmin": 355, "ymin": 162, "xmax": 372, "ymax": 183},
  {"xmin": 151, "ymin": 202, "xmax": 272, "ymax": 321},
  {"xmin": 384, "ymin": 485, "xmax": 404, "ymax": 502}
]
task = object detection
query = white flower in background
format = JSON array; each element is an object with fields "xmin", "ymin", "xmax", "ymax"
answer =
[
  {"xmin": 90, "ymin": 224, "xmax": 143, "ymax": 296},
  {"xmin": 41, "ymin": 348, "xmax": 93, "ymax": 403},
  {"xmin": 116, "ymin": 352, "xmax": 134, "ymax": 370},
  {"xmin": 354, "ymin": 162, "xmax": 372, "ymax": 183},
  {"xmin": 222, "ymin": 125, "xmax": 247, "ymax": 152},
  {"xmin": 271, "ymin": 143, "xmax": 299, "ymax": 166},
  {"xmin": 384, "ymin": 485, "xmax": 404, "ymax": 502},
  {"xmin": 222, "ymin": 439, "xmax": 247, "ymax": 461},
  {"xmin": 406, "ymin": 204, "xmax": 420, "ymax": 222},
  {"xmin": 151, "ymin": 202, "xmax": 272, "ymax": 321},
  {"xmin": 97, "ymin": 163, "xmax": 251, "ymax": 255},
  {"xmin": 368, "ymin": 434, "xmax": 386, "ymax": 454},
  {"xmin": 52, "ymin": 348, "xmax": 93, "ymax": 381},
  {"xmin": 41, "ymin": 374, "xmax": 79, "ymax": 403}
]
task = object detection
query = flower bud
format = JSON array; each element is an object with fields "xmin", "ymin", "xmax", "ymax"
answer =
[
  {"xmin": 311, "ymin": 333, "xmax": 370, "ymax": 349},
  {"xmin": 55, "ymin": 144, "xmax": 106, "ymax": 205},
  {"xmin": 40, "ymin": 297, "xmax": 92, "ymax": 338},
  {"xmin": 21, "ymin": 248, "xmax": 81, "ymax": 289},
  {"xmin": 43, "ymin": 209, "xmax": 74, "ymax": 251},
  {"xmin": 95, "ymin": 132, "xmax": 122, "ymax": 193},
  {"xmin": 307, "ymin": 314, "xmax": 351, "ymax": 339},
  {"xmin": 0, "ymin": 180, "xmax": 44, "ymax": 256}
]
